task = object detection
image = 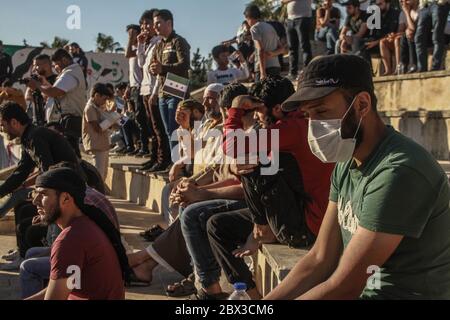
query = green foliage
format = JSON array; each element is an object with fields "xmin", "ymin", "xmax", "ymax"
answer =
[{"xmin": 190, "ymin": 48, "xmax": 213, "ymax": 90}]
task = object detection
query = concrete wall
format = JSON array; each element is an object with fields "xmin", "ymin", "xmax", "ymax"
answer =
[{"xmin": 375, "ymin": 70, "xmax": 450, "ymax": 160}]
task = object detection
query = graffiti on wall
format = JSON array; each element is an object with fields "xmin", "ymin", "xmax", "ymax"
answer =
[{"xmin": 4, "ymin": 45, "xmax": 129, "ymax": 90}]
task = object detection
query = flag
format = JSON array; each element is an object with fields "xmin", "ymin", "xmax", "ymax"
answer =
[{"xmin": 162, "ymin": 73, "xmax": 190, "ymax": 99}]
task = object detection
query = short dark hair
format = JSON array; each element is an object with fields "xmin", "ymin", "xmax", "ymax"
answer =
[
  {"xmin": 34, "ymin": 54, "xmax": 51, "ymax": 63},
  {"xmin": 340, "ymin": 87, "xmax": 378, "ymax": 111},
  {"xmin": 250, "ymin": 76, "xmax": 295, "ymax": 112},
  {"xmin": 69, "ymin": 42, "xmax": 84, "ymax": 54},
  {"xmin": 211, "ymin": 45, "xmax": 229, "ymax": 60},
  {"xmin": 106, "ymin": 83, "xmax": 114, "ymax": 93},
  {"xmin": 140, "ymin": 9, "xmax": 158, "ymax": 24},
  {"xmin": 220, "ymin": 83, "xmax": 248, "ymax": 109},
  {"xmin": 0, "ymin": 101, "xmax": 30, "ymax": 125},
  {"xmin": 51, "ymin": 49, "xmax": 72, "ymax": 62},
  {"xmin": 126, "ymin": 24, "xmax": 141, "ymax": 33},
  {"xmin": 244, "ymin": 5, "xmax": 261, "ymax": 20},
  {"xmin": 91, "ymin": 83, "xmax": 114, "ymax": 98},
  {"xmin": 153, "ymin": 9, "xmax": 174, "ymax": 22},
  {"xmin": 115, "ymin": 82, "xmax": 128, "ymax": 91}
]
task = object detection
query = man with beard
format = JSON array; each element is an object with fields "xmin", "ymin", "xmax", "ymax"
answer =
[
  {"xmin": 26, "ymin": 49, "xmax": 87, "ymax": 157},
  {"xmin": 25, "ymin": 167, "xmax": 126, "ymax": 300},
  {"xmin": 0, "ymin": 102, "xmax": 81, "ymax": 269},
  {"xmin": 264, "ymin": 54, "xmax": 450, "ymax": 300},
  {"xmin": 25, "ymin": 54, "xmax": 57, "ymax": 124}
]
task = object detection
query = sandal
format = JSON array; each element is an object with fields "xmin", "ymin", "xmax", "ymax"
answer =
[
  {"xmin": 125, "ymin": 271, "xmax": 152, "ymax": 288},
  {"xmin": 166, "ymin": 274, "xmax": 197, "ymax": 297},
  {"xmin": 139, "ymin": 225, "xmax": 165, "ymax": 242}
]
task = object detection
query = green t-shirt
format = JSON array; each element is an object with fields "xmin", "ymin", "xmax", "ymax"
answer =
[{"xmin": 330, "ymin": 126, "xmax": 450, "ymax": 300}]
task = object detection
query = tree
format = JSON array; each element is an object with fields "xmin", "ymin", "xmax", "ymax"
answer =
[
  {"xmin": 96, "ymin": 33, "xmax": 123, "ymax": 53},
  {"xmin": 249, "ymin": 0, "xmax": 285, "ymax": 21},
  {"xmin": 51, "ymin": 36, "xmax": 69, "ymax": 49},
  {"xmin": 190, "ymin": 48, "xmax": 213, "ymax": 90}
]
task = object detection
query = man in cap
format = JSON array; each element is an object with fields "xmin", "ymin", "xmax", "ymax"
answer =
[
  {"xmin": 265, "ymin": 54, "xmax": 450, "ymax": 299},
  {"xmin": 25, "ymin": 167, "xmax": 126, "ymax": 300}
]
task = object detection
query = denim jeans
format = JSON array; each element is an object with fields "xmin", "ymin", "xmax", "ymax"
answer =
[
  {"xmin": 19, "ymin": 247, "xmax": 51, "ymax": 299},
  {"xmin": 159, "ymin": 97, "xmax": 180, "ymax": 152},
  {"xmin": 286, "ymin": 17, "xmax": 313, "ymax": 75},
  {"xmin": 179, "ymin": 199, "xmax": 247, "ymax": 289},
  {"xmin": 415, "ymin": 2, "xmax": 450, "ymax": 71},
  {"xmin": 315, "ymin": 26, "xmax": 339, "ymax": 55}
]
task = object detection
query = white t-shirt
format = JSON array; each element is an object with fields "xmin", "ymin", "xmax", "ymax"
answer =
[
  {"xmin": 251, "ymin": 22, "xmax": 281, "ymax": 71},
  {"xmin": 54, "ymin": 64, "xmax": 79, "ymax": 93},
  {"xmin": 287, "ymin": 0, "xmax": 312, "ymax": 19},
  {"xmin": 137, "ymin": 36, "xmax": 161, "ymax": 96},
  {"xmin": 128, "ymin": 48, "xmax": 143, "ymax": 88},
  {"xmin": 207, "ymin": 64, "xmax": 250, "ymax": 85}
]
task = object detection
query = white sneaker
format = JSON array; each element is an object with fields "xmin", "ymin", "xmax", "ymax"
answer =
[
  {"xmin": 1, "ymin": 249, "xmax": 19, "ymax": 261},
  {"xmin": 0, "ymin": 256, "xmax": 24, "ymax": 271}
]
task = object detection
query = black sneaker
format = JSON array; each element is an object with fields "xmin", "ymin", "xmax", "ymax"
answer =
[
  {"xmin": 136, "ymin": 150, "xmax": 151, "ymax": 157},
  {"xmin": 144, "ymin": 162, "xmax": 170, "ymax": 173},
  {"xmin": 127, "ymin": 149, "xmax": 139, "ymax": 155}
]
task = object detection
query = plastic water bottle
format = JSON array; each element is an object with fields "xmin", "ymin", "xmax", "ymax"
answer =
[{"xmin": 228, "ymin": 282, "xmax": 251, "ymax": 300}]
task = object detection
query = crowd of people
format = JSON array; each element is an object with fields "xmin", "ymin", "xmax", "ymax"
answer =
[{"xmin": 0, "ymin": 1, "xmax": 449, "ymax": 301}]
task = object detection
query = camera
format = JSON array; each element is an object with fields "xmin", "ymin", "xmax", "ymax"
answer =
[{"xmin": 18, "ymin": 74, "xmax": 40, "ymax": 85}]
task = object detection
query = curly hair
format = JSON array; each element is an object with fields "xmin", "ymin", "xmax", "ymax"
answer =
[
  {"xmin": 250, "ymin": 76, "xmax": 295, "ymax": 111},
  {"xmin": 219, "ymin": 83, "xmax": 248, "ymax": 109}
]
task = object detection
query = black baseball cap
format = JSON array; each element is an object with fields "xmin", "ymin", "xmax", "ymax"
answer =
[
  {"xmin": 282, "ymin": 54, "xmax": 374, "ymax": 112},
  {"xmin": 341, "ymin": 0, "xmax": 360, "ymax": 6}
]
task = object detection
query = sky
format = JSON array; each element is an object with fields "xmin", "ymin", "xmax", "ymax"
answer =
[{"xmin": 0, "ymin": 0, "xmax": 251, "ymax": 57}]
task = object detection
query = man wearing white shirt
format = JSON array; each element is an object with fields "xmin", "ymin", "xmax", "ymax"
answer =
[
  {"xmin": 26, "ymin": 49, "xmax": 87, "ymax": 157},
  {"xmin": 137, "ymin": 10, "xmax": 171, "ymax": 170},
  {"xmin": 207, "ymin": 45, "xmax": 250, "ymax": 85}
]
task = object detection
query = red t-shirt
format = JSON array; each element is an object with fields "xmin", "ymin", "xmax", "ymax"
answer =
[
  {"xmin": 50, "ymin": 215, "xmax": 125, "ymax": 300},
  {"xmin": 224, "ymin": 108, "xmax": 335, "ymax": 235}
]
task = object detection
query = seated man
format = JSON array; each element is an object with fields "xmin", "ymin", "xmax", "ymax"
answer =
[
  {"xmin": 206, "ymin": 76, "xmax": 335, "ymax": 299},
  {"xmin": 25, "ymin": 167, "xmax": 128, "ymax": 300},
  {"xmin": 264, "ymin": 54, "xmax": 450, "ymax": 300},
  {"xmin": 0, "ymin": 102, "xmax": 82, "ymax": 269},
  {"xmin": 207, "ymin": 45, "xmax": 250, "ymax": 85},
  {"xmin": 20, "ymin": 162, "xmax": 121, "ymax": 299},
  {"xmin": 336, "ymin": 0, "xmax": 369, "ymax": 57},
  {"xmin": 315, "ymin": 0, "xmax": 341, "ymax": 55}
]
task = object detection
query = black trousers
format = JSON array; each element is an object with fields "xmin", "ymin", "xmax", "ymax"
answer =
[
  {"xmin": 143, "ymin": 95, "xmax": 171, "ymax": 165},
  {"xmin": 17, "ymin": 218, "xmax": 48, "ymax": 257},
  {"xmin": 14, "ymin": 202, "xmax": 40, "ymax": 257},
  {"xmin": 400, "ymin": 35, "xmax": 418, "ymax": 67},
  {"xmin": 207, "ymin": 208, "xmax": 255, "ymax": 290},
  {"xmin": 131, "ymin": 87, "xmax": 152, "ymax": 153}
]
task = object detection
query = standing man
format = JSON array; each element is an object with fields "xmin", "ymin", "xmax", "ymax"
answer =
[
  {"xmin": 283, "ymin": 0, "xmax": 313, "ymax": 79},
  {"xmin": 244, "ymin": 5, "xmax": 282, "ymax": 82},
  {"xmin": 151, "ymin": 9, "xmax": 191, "ymax": 160},
  {"xmin": 26, "ymin": 49, "xmax": 87, "ymax": 158},
  {"xmin": 0, "ymin": 41, "xmax": 13, "ymax": 85},
  {"xmin": 137, "ymin": 10, "xmax": 172, "ymax": 172},
  {"xmin": 415, "ymin": 0, "xmax": 450, "ymax": 72},
  {"xmin": 125, "ymin": 24, "xmax": 152, "ymax": 157}
]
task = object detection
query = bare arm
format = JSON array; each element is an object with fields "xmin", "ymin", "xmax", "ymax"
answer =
[
  {"xmin": 254, "ymin": 40, "xmax": 267, "ymax": 79},
  {"xmin": 355, "ymin": 23, "xmax": 368, "ymax": 39},
  {"xmin": 264, "ymin": 201, "xmax": 343, "ymax": 300},
  {"xmin": 298, "ymin": 227, "xmax": 403, "ymax": 300},
  {"xmin": 44, "ymin": 279, "xmax": 72, "ymax": 300}
]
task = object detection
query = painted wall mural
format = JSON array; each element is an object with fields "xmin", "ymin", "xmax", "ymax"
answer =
[{"xmin": 4, "ymin": 45, "xmax": 129, "ymax": 90}]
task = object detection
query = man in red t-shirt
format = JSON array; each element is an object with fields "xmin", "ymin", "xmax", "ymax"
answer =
[
  {"xmin": 25, "ymin": 168, "xmax": 125, "ymax": 300},
  {"xmin": 207, "ymin": 76, "xmax": 334, "ymax": 298}
]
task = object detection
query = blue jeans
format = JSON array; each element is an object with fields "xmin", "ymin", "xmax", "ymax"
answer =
[
  {"xmin": 159, "ymin": 97, "xmax": 180, "ymax": 151},
  {"xmin": 286, "ymin": 17, "xmax": 313, "ymax": 75},
  {"xmin": 19, "ymin": 247, "xmax": 51, "ymax": 299},
  {"xmin": 315, "ymin": 26, "xmax": 339, "ymax": 55},
  {"xmin": 179, "ymin": 199, "xmax": 247, "ymax": 289},
  {"xmin": 415, "ymin": 2, "xmax": 450, "ymax": 71}
]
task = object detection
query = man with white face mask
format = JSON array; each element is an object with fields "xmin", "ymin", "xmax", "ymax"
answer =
[{"xmin": 265, "ymin": 54, "xmax": 450, "ymax": 300}]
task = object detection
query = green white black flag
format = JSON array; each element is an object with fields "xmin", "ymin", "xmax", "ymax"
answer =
[{"xmin": 162, "ymin": 73, "xmax": 190, "ymax": 99}]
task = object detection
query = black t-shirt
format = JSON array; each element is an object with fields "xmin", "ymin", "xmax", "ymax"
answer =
[
  {"xmin": 345, "ymin": 11, "xmax": 368, "ymax": 35},
  {"xmin": 0, "ymin": 52, "xmax": 13, "ymax": 82},
  {"xmin": 317, "ymin": 7, "xmax": 341, "ymax": 28},
  {"xmin": 370, "ymin": 8, "xmax": 400, "ymax": 40}
]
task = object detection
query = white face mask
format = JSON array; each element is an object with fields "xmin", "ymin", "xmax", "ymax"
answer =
[{"xmin": 307, "ymin": 96, "xmax": 362, "ymax": 163}]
